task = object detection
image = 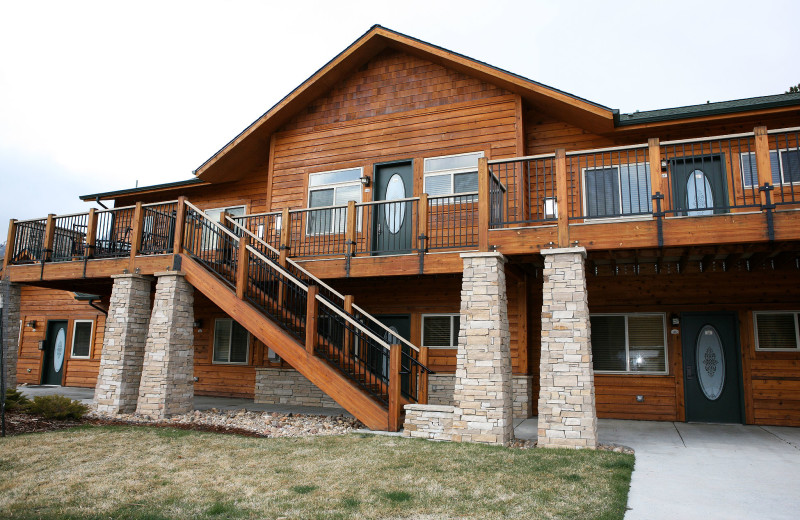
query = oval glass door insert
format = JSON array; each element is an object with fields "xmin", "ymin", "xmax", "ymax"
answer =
[
  {"xmin": 385, "ymin": 173, "xmax": 406, "ymax": 234},
  {"xmin": 54, "ymin": 328, "xmax": 66, "ymax": 372},
  {"xmin": 686, "ymin": 169, "xmax": 714, "ymax": 216},
  {"xmin": 696, "ymin": 325, "xmax": 725, "ymax": 400}
]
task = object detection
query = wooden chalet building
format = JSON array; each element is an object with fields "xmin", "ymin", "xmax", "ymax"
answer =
[{"xmin": 2, "ymin": 26, "xmax": 800, "ymax": 446}]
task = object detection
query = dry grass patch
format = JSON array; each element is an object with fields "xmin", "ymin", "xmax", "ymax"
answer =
[{"xmin": 0, "ymin": 425, "xmax": 633, "ymax": 519}]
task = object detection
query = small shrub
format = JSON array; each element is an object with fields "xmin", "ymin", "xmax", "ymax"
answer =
[
  {"xmin": 4, "ymin": 388, "xmax": 31, "ymax": 412},
  {"xmin": 27, "ymin": 394, "xmax": 88, "ymax": 420}
]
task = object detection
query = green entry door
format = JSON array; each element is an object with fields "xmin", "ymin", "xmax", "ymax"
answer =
[
  {"xmin": 670, "ymin": 155, "xmax": 729, "ymax": 216},
  {"xmin": 42, "ymin": 320, "xmax": 68, "ymax": 385},
  {"xmin": 372, "ymin": 162, "xmax": 413, "ymax": 255},
  {"xmin": 682, "ymin": 313, "xmax": 743, "ymax": 423}
]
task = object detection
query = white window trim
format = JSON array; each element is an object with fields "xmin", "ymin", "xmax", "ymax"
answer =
[
  {"xmin": 421, "ymin": 313, "xmax": 460, "ymax": 349},
  {"xmin": 200, "ymin": 204, "xmax": 247, "ymax": 249},
  {"xmin": 591, "ymin": 313, "xmax": 669, "ymax": 375},
  {"xmin": 212, "ymin": 318, "xmax": 250, "ymax": 365},
  {"xmin": 423, "ymin": 151, "xmax": 483, "ymax": 204},
  {"xmin": 70, "ymin": 319, "xmax": 94, "ymax": 359},
  {"xmin": 306, "ymin": 167, "xmax": 363, "ymax": 236},
  {"xmin": 740, "ymin": 149, "xmax": 800, "ymax": 188},
  {"xmin": 753, "ymin": 311, "xmax": 800, "ymax": 351},
  {"xmin": 581, "ymin": 162, "xmax": 652, "ymax": 220}
]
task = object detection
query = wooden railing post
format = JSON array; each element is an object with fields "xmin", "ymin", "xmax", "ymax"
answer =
[
  {"xmin": 418, "ymin": 193, "xmax": 428, "ymax": 254},
  {"xmin": 478, "ymin": 157, "xmax": 490, "ymax": 251},
  {"xmin": 85, "ymin": 209, "xmax": 97, "ymax": 259},
  {"xmin": 343, "ymin": 295, "xmax": 354, "ymax": 357},
  {"xmin": 279, "ymin": 208, "xmax": 291, "ymax": 267},
  {"xmin": 648, "ymin": 138, "xmax": 665, "ymax": 212},
  {"xmin": 305, "ymin": 285, "xmax": 319, "ymax": 355},
  {"xmin": 555, "ymin": 148, "xmax": 570, "ymax": 247},
  {"xmin": 3, "ymin": 219, "xmax": 17, "ymax": 270},
  {"xmin": 129, "ymin": 202, "xmax": 144, "ymax": 269},
  {"xmin": 419, "ymin": 346, "xmax": 429, "ymax": 404},
  {"xmin": 345, "ymin": 200, "xmax": 357, "ymax": 257},
  {"xmin": 754, "ymin": 126, "xmax": 772, "ymax": 206},
  {"xmin": 43, "ymin": 213, "xmax": 56, "ymax": 263},
  {"xmin": 236, "ymin": 236, "xmax": 249, "ymax": 300},
  {"xmin": 388, "ymin": 343, "xmax": 402, "ymax": 432},
  {"xmin": 173, "ymin": 196, "xmax": 186, "ymax": 254}
]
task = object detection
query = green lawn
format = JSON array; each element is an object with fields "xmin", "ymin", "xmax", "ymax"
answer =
[{"xmin": 0, "ymin": 426, "xmax": 633, "ymax": 519}]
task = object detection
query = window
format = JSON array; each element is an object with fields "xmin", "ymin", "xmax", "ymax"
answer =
[
  {"xmin": 741, "ymin": 149, "xmax": 800, "ymax": 187},
  {"xmin": 590, "ymin": 314, "xmax": 667, "ymax": 373},
  {"xmin": 583, "ymin": 163, "xmax": 651, "ymax": 218},
  {"xmin": 754, "ymin": 312, "xmax": 800, "ymax": 351},
  {"xmin": 213, "ymin": 318, "xmax": 250, "ymax": 364},
  {"xmin": 422, "ymin": 314, "xmax": 460, "ymax": 348},
  {"xmin": 201, "ymin": 205, "xmax": 246, "ymax": 249},
  {"xmin": 71, "ymin": 320, "xmax": 94, "ymax": 358},
  {"xmin": 307, "ymin": 167, "xmax": 363, "ymax": 234},
  {"xmin": 423, "ymin": 151, "xmax": 484, "ymax": 200}
]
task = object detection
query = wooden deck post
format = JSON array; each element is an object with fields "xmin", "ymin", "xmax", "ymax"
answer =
[
  {"xmin": 129, "ymin": 202, "xmax": 144, "ymax": 269},
  {"xmin": 279, "ymin": 208, "xmax": 291, "ymax": 267},
  {"xmin": 345, "ymin": 200, "xmax": 357, "ymax": 257},
  {"xmin": 43, "ymin": 213, "xmax": 56, "ymax": 263},
  {"xmin": 305, "ymin": 285, "xmax": 319, "ymax": 355},
  {"xmin": 418, "ymin": 193, "xmax": 428, "ymax": 253},
  {"xmin": 754, "ymin": 126, "xmax": 772, "ymax": 206},
  {"xmin": 3, "ymin": 219, "xmax": 17, "ymax": 270},
  {"xmin": 419, "ymin": 346, "xmax": 429, "ymax": 404},
  {"xmin": 343, "ymin": 295, "xmax": 354, "ymax": 357},
  {"xmin": 388, "ymin": 343, "xmax": 402, "ymax": 432},
  {"xmin": 173, "ymin": 196, "xmax": 186, "ymax": 255},
  {"xmin": 478, "ymin": 157, "xmax": 490, "ymax": 251},
  {"xmin": 648, "ymin": 138, "xmax": 665, "ymax": 212},
  {"xmin": 236, "ymin": 236, "xmax": 249, "ymax": 300},
  {"xmin": 85, "ymin": 209, "xmax": 97, "ymax": 259},
  {"xmin": 555, "ymin": 148, "xmax": 570, "ymax": 247}
]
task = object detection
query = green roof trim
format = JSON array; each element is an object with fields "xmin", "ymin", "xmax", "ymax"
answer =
[
  {"xmin": 617, "ymin": 93, "xmax": 800, "ymax": 126},
  {"xmin": 79, "ymin": 177, "xmax": 206, "ymax": 201}
]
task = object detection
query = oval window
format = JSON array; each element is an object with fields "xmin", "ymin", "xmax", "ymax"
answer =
[
  {"xmin": 385, "ymin": 174, "xmax": 406, "ymax": 234},
  {"xmin": 54, "ymin": 328, "xmax": 66, "ymax": 372},
  {"xmin": 696, "ymin": 325, "xmax": 725, "ymax": 401},
  {"xmin": 686, "ymin": 169, "xmax": 714, "ymax": 216}
]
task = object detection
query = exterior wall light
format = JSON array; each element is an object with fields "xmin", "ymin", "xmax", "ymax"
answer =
[{"xmin": 360, "ymin": 176, "xmax": 371, "ymax": 187}]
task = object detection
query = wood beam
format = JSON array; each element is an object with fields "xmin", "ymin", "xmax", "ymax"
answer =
[
  {"xmin": 3, "ymin": 219, "xmax": 17, "ymax": 271},
  {"xmin": 754, "ymin": 126, "xmax": 772, "ymax": 207},
  {"xmin": 555, "ymin": 148, "xmax": 569, "ymax": 247},
  {"xmin": 478, "ymin": 157, "xmax": 490, "ymax": 251},
  {"xmin": 236, "ymin": 237, "xmax": 249, "ymax": 300},
  {"xmin": 173, "ymin": 197, "xmax": 186, "ymax": 254},
  {"xmin": 388, "ymin": 343, "xmax": 402, "ymax": 432},
  {"xmin": 305, "ymin": 285, "xmax": 318, "ymax": 355},
  {"xmin": 43, "ymin": 214, "xmax": 56, "ymax": 263},
  {"xmin": 85, "ymin": 209, "xmax": 97, "ymax": 259},
  {"xmin": 648, "ymin": 138, "xmax": 665, "ymax": 213},
  {"xmin": 128, "ymin": 203, "xmax": 144, "ymax": 270}
]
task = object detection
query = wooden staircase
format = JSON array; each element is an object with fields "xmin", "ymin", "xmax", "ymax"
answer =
[{"xmin": 179, "ymin": 200, "xmax": 430, "ymax": 431}]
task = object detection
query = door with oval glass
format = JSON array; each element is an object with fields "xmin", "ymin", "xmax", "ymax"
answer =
[
  {"xmin": 42, "ymin": 320, "xmax": 68, "ymax": 385},
  {"xmin": 670, "ymin": 155, "xmax": 729, "ymax": 216},
  {"xmin": 681, "ymin": 313, "xmax": 743, "ymax": 423},
  {"xmin": 373, "ymin": 161, "xmax": 413, "ymax": 255}
]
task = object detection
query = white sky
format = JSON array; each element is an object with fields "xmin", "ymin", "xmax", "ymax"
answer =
[{"xmin": 1, "ymin": 0, "xmax": 798, "ymax": 241}]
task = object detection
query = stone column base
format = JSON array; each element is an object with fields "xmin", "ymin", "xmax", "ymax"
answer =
[{"xmin": 255, "ymin": 368, "xmax": 342, "ymax": 409}]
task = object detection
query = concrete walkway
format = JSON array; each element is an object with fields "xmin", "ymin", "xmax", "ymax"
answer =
[{"xmin": 20, "ymin": 386, "xmax": 800, "ymax": 519}]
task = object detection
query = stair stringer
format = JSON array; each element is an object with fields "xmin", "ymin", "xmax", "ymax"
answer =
[{"xmin": 181, "ymin": 254, "xmax": 390, "ymax": 431}]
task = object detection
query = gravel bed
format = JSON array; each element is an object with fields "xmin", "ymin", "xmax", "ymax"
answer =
[{"xmin": 87, "ymin": 406, "xmax": 363, "ymax": 438}]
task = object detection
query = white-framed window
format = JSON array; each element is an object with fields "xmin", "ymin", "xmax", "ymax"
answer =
[
  {"xmin": 754, "ymin": 311, "xmax": 800, "ymax": 351},
  {"xmin": 423, "ymin": 151, "xmax": 484, "ymax": 202},
  {"xmin": 201, "ymin": 205, "xmax": 246, "ymax": 249},
  {"xmin": 422, "ymin": 314, "xmax": 460, "ymax": 349},
  {"xmin": 213, "ymin": 318, "xmax": 250, "ymax": 364},
  {"xmin": 590, "ymin": 313, "xmax": 668, "ymax": 374},
  {"xmin": 70, "ymin": 319, "xmax": 94, "ymax": 359},
  {"xmin": 307, "ymin": 167, "xmax": 363, "ymax": 235},
  {"xmin": 583, "ymin": 163, "xmax": 652, "ymax": 218},
  {"xmin": 740, "ymin": 149, "xmax": 800, "ymax": 188}
]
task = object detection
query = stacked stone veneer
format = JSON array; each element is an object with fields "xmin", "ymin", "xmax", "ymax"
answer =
[
  {"xmin": 428, "ymin": 374, "xmax": 534, "ymax": 419},
  {"xmin": 403, "ymin": 404, "xmax": 458, "ymax": 441},
  {"xmin": 1, "ymin": 280, "xmax": 21, "ymax": 389},
  {"xmin": 538, "ymin": 247, "xmax": 597, "ymax": 449},
  {"xmin": 136, "ymin": 272, "xmax": 194, "ymax": 419},
  {"xmin": 95, "ymin": 274, "xmax": 152, "ymax": 414},
  {"xmin": 255, "ymin": 368, "xmax": 342, "ymax": 409},
  {"xmin": 451, "ymin": 252, "xmax": 513, "ymax": 445}
]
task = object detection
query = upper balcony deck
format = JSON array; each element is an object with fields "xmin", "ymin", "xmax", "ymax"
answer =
[{"xmin": 3, "ymin": 125, "xmax": 800, "ymax": 284}]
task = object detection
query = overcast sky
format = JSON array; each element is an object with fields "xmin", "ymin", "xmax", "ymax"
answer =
[{"xmin": 1, "ymin": 0, "xmax": 798, "ymax": 241}]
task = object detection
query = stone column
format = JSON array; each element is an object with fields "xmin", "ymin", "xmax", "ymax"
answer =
[
  {"xmin": 538, "ymin": 247, "xmax": 597, "ymax": 449},
  {"xmin": 453, "ymin": 252, "xmax": 513, "ymax": 446},
  {"xmin": 95, "ymin": 274, "xmax": 152, "ymax": 414},
  {"xmin": 1, "ymin": 280, "xmax": 21, "ymax": 389},
  {"xmin": 136, "ymin": 272, "xmax": 194, "ymax": 419}
]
